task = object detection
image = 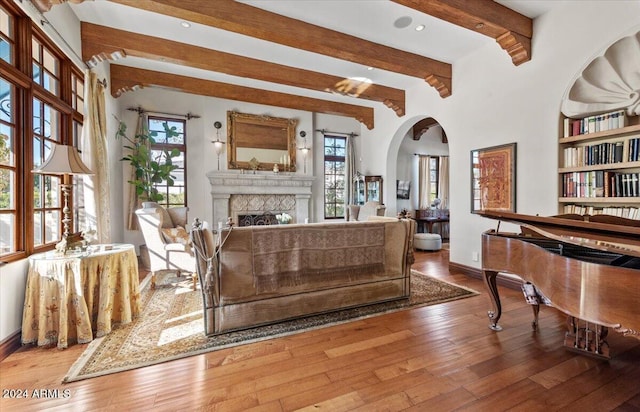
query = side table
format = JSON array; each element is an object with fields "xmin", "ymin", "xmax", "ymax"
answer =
[{"xmin": 21, "ymin": 244, "xmax": 141, "ymax": 349}]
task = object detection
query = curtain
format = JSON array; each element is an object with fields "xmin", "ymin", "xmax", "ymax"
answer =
[
  {"xmin": 345, "ymin": 133, "xmax": 357, "ymax": 220},
  {"xmin": 438, "ymin": 156, "xmax": 450, "ymax": 210},
  {"xmin": 80, "ymin": 70, "xmax": 111, "ymax": 243},
  {"xmin": 418, "ymin": 155, "xmax": 431, "ymax": 209},
  {"xmin": 126, "ymin": 112, "xmax": 148, "ymax": 230}
]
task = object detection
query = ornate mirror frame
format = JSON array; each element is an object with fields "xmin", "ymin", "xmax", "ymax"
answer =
[{"xmin": 227, "ymin": 111, "xmax": 298, "ymax": 171}]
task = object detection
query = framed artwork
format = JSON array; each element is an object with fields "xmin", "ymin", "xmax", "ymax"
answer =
[
  {"xmin": 470, "ymin": 143, "xmax": 516, "ymax": 213},
  {"xmin": 396, "ymin": 180, "xmax": 411, "ymax": 199}
]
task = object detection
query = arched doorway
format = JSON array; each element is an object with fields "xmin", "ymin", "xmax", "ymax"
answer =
[{"xmin": 387, "ymin": 116, "xmax": 450, "ymax": 241}]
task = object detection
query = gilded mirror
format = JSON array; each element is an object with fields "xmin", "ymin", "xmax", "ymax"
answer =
[{"xmin": 227, "ymin": 111, "xmax": 298, "ymax": 171}]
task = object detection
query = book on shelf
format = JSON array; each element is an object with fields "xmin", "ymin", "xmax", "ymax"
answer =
[
  {"xmin": 562, "ymin": 204, "xmax": 640, "ymax": 220},
  {"xmin": 562, "ymin": 138, "xmax": 639, "ymax": 167},
  {"xmin": 563, "ymin": 109, "xmax": 627, "ymax": 138},
  {"xmin": 561, "ymin": 171, "xmax": 639, "ymax": 198},
  {"xmin": 629, "ymin": 137, "xmax": 640, "ymax": 162}
]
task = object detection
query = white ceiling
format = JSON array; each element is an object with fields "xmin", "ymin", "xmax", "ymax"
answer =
[{"xmin": 67, "ymin": 0, "xmax": 561, "ymax": 104}]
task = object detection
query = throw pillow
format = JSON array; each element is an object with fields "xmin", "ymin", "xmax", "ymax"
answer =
[{"xmin": 161, "ymin": 226, "xmax": 190, "ymax": 245}]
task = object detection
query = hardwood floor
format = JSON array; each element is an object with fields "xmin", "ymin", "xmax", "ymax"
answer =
[{"xmin": 1, "ymin": 247, "xmax": 639, "ymax": 411}]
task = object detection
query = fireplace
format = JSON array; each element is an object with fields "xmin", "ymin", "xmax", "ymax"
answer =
[
  {"xmin": 237, "ymin": 212, "xmax": 279, "ymax": 226},
  {"xmin": 206, "ymin": 171, "xmax": 314, "ymax": 228}
]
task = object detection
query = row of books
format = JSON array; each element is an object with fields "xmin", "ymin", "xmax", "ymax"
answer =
[
  {"xmin": 562, "ymin": 137, "xmax": 640, "ymax": 167},
  {"xmin": 561, "ymin": 171, "xmax": 640, "ymax": 198},
  {"xmin": 562, "ymin": 204, "xmax": 640, "ymax": 220},
  {"xmin": 562, "ymin": 109, "xmax": 627, "ymax": 137}
]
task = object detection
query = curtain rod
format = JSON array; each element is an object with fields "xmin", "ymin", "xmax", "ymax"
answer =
[
  {"xmin": 315, "ymin": 128, "xmax": 359, "ymax": 137},
  {"xmin": 127, "ymin": 106, "xmax": 201, "ymax": 120},
  {"xmin": 413, "ymin": 153, "xmax": 449, "ymax": 157}
]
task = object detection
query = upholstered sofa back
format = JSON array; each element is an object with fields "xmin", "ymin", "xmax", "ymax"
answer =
[
  {"xmin": 194, "ymin": 218, "xmax": 415, "ymax": 335},
  {"xmin": 218, "ymin": 220, "xmax": 411, "ymax": 304}
]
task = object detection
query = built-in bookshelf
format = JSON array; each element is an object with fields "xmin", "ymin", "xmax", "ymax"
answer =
[{"xmin": 559, "ymin": 113, "xmax": 640, "ymax": 220}]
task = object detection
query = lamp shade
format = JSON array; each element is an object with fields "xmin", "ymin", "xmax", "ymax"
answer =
[
  {"xmin": 213, "ymin": 139, "xmax": 225, "ymax": 155},
  {"xmin": 32, "ymin": 143, "xmax": 93, "ymax": 175}
]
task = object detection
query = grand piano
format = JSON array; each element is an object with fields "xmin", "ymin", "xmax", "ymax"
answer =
[{"xmin": 479, "ymin": 210, "xmax": 640, "ymax": 358}]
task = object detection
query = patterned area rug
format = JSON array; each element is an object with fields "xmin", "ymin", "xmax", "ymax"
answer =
[{"xmin": 63, "ymin": 270, "xmax": 478, "ymax": 383}]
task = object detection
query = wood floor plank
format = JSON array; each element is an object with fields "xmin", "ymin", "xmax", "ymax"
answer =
[
  {"xmin": 1, "ymin": 248, "xmax": 639, "ymax": 411},
  {"xmin": 324, "ymin": 329, "xmax": 415, "ymax": 358}
]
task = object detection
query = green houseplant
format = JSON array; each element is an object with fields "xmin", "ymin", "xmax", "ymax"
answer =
[{"xmin": 114, "ymin": 119, "xmax": 181, "ymax": 203}]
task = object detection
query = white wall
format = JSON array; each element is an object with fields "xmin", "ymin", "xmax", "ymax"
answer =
[
  {"xmin": 2, "ymin": 1, "xmax": 640, "ymax": 344},
  {"xmin": 115, "ymin": 88, "xmax": 361, "ymax": 243},
  {"xmin": 361, "ymin": 1, "xmax": 640, "ymax": 268}
]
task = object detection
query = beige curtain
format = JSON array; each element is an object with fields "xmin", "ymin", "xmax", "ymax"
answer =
[
  {"xmin": 418, "ymin": 155, "xmax": 431, "ymax": 209},
  {"xmin": 438, "ymin": 156, "xmax": 450, "ymax": 209},
  {"xmin": 80, "ymin": 71, "xmax": 111, "ymax": 243},
  {"xmin": 345, "ymin": 133, "xmax": 357, "ymax": 220},
  {"xmin": 126, "ymin": 112, "xmax": 148, "ymax": 230}
]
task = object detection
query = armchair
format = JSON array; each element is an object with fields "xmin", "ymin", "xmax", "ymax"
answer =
[
  {"xmin": 135, "ymin": 202, "xmax": 196, "ymax": 289},
  {"xmin": 348, "ymin": 201, "xmax": 386, "ymax": 221}
]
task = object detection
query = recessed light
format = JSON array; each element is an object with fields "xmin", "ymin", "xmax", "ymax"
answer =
[
  {"xmin": 476, "ymin": 22, "xmax": 484, "ymax": 29},
  {"xmin": 180, "ymin": 21, "xmax": 191, "ymax": 28},
  {"xmin": 367, "ymin": 67, "xmax": 374, "ymax": 71},
  {"xmin": 415, "ymin": 24, "xmax": 425, "ymax": 31}
]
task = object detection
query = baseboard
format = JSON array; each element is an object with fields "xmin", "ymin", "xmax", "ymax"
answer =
[
  {"xmin": 449, "ymin": 261, "xmax": 522, "ymax": 290},
  {"xmin": 0, "ymin": 330, "xmax": 21, "ymax": 362}
]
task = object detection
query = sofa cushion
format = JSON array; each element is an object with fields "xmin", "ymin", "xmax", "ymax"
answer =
[{"xmin": 161, "ymin": 226, "xmax": 190, "ymax": 245}]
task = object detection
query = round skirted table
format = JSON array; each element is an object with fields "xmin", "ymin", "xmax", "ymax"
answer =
[{"xmin": 21, "ymin": 244, "xmax": 141, "ymax": 349}]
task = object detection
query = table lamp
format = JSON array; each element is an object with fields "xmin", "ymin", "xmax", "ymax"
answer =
[{"xmin": 32, "ymin": 143, "xmax": 94, "ymax": 254}]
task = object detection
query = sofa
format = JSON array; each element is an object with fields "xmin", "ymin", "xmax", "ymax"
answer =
[{"xmin": 191, "ymin": 217, "xmax": 415, "ymax": 335}]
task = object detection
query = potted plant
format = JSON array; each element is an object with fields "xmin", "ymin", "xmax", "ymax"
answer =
[{"xmin": 114, "ymin": 119, "xmax": 181, "ymax": 203}]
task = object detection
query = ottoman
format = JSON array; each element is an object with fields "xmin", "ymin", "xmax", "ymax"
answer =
[{"xmin": 414, "ymin": 233, "xmax": 442, "ymax": 251}]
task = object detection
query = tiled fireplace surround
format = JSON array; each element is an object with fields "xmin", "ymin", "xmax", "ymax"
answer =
[{"xmin": 206, "ymin": 171, "xmax": 315, "ymax": 228}]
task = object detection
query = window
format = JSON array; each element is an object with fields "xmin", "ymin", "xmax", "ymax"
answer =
[
  {"xmin": 148, "ymin": 116, "xmax": 186, "ymax": 208},
  {"xmin": 0, "ymin": 77, "xmax": 15, "ymax": 254},
  {"xmin": 429, "ymin": 156, "xmax": 439, "ymax": 204},
  {"xmin": 324, "ymin": 135, "xmax": 345, "ymax": 219},
  {"xmin": 0, "ymin": 4, "xmax": 13, "ymax": 64},
  {"xmin": 0, "ymin": 0, "xmax": 84, "ymax": 261}
]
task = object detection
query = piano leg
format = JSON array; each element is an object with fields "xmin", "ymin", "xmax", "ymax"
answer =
[
  {"xmin": 483, "ymin": 270, "xmax": 503, "ymax": 331},
  {"xmin": 531, "ymin": 304, "xmax": 540, "ymax": 330}
]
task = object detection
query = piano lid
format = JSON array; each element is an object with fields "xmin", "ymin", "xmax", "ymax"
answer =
[{"xmin": 478, "ymin": 211, "xmax": 640, "ymax": 258}]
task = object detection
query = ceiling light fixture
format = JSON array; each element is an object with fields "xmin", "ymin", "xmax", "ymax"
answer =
[
  {"xmin": 393, "ymin": 16, "xmax": 412, "ymax": 29},
  {"xmin": 180, "ymin": 21, "xmax": 191, "ymax": 28},
  {"xmin": 415, "ymin": 24, "xmax": 425, "ymax": 31},
  {"xmin": 476, "ymin": 22, "xmax": 484, "ymax": 29}
]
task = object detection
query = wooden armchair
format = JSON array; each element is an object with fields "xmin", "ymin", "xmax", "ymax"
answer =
[{"xmin": 135, "ymin": 202, "xmax": 196, "ymax": 288}]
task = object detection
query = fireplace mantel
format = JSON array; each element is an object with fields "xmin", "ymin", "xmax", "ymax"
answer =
[{"xmin": 206, "ymin": 171, "xmax": 315, "ymax": 227}]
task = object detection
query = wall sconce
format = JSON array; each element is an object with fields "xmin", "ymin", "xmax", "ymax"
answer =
[
  {"xmin": 211, "ymin": 121, "xmax": 225, "ymax": 170},
  {"xmin": 298, "ymin": 131, "xmax": 311, "ymax": 174}
]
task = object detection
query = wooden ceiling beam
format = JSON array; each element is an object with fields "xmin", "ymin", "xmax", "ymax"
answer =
[
  {"xmin": 412, "ymin": 117, "xmax": 439, "ymax": 140},
  {"xmin": 110, "ymin": 0, "xmax": 452, "ymax": 97},
  {"xmin": 110, "ymin": 65, "xmax": 375, "ymax": 129},
  {"xmin": 392, "ymin": 0, "xmax": 533, "ymax": 66},
  {"xmin": 31, "ymin": 0, "xmax": 85, "ymax": 13},
  {"xmin": 81, "ymin": 23, "xmax": 405, "ymax": 116}
]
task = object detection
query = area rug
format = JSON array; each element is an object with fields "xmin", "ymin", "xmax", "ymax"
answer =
[{"xmin": 63, "ymin": 270, "xmax": 478, "ymax": 383}]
